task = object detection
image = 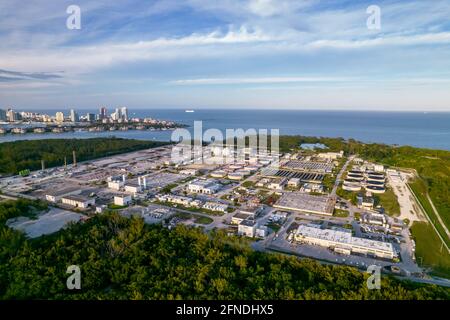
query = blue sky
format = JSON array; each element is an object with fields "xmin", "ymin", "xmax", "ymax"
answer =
[{"xmin": 1, "ymin": 0, "xmax": 450, "ymax": 111}]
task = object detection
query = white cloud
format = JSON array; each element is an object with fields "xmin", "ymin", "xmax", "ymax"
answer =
[
  {"xmin": 3, "ymin": 24, "xmax": 450, "ymax": 77},
  {"xmin": 0, "ymin": 26, "xmax": 277, "ymax": 73},
  {"xmin": 306, "ymin": 32, "xmax": 450, "ymax": 49},
  {"xmin": 172, "ymin": 76, "xmax": 354, "ymax": 85}
]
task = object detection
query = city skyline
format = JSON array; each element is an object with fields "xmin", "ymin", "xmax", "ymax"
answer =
[
  {"xmin": 0, "ymin": 106, "xmax": 132, "ymax": 123},
  {"xmin": 1, "ymin": 0, "xmax": 450, "ymax": 111}
]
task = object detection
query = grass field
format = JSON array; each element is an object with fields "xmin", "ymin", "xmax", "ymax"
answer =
[
  {"xmin": 266, "ymin": 222, "xmax": 282, "ymax": 232},
  {"xmin": 193, "ymin": 215, "xmax": 214, "ymax": 225},
  {"xmin": 335, "ymin": 185, "xmax": 357, "ymax": 205},
  {"xmin": 409, "ymin": 179, "xmax": 450, "ymax": 248},
  {"xmin": 410, "ymin": 222, "xmax": 450, "ymax": 278},
  {"xmin": 108, "ymin": 204, "xmax": 128, "ymax": 210},
  {"xmin": 333, "ymin": 209, "xmax": 350, "ymax": 218},
  {"xmin": 375, "ymin": 187, "xmax": 400, "ymax": 216}
]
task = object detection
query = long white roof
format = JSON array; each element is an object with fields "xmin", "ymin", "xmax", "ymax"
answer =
[{"xmin": 296, "ymin": 225, "xmax": 394, "ymax": 253}]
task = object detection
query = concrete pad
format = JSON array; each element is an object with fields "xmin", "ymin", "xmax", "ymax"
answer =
[{"xmin": 6, "ymin": 208, "xmax": 84, "ymax": 238}]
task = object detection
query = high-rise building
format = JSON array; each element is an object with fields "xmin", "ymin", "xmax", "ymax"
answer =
[
  {"xmin": 86, "ymin": 113, "xmax": 96, "ymax": 122},
  {"xmin": 55, "ymin": 112, "xmax": 65, "ymax": 123},
  {"xmin": 121, "ymin": 107, "xmax": 128, "ymax": 121},
  {"xmin": 99, "ymin": 107, "xmax": 107, "ymax": 119},
  {"xmin": 6, "ymin": 108, "xmax": 22, "ymax": 122},
  {"xmin": 0, "ymin": 109, "xmax": 6, "ymax": 122},
  {"xmin": 70, "ymin": 109, "xmax": 79, "ymax": 122},
  {"xmin": 111, "ymin": 108, "xmax": 121, "ymax": 121}
]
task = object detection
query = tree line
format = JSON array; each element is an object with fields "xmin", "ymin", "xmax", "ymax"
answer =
[
  {"xmin": 0, "ymin": 200, "xmax": 448, "ymax": 300},
  {"xmin": 0, "ymin": 138, "xmax": 170, "ymax": 175}
]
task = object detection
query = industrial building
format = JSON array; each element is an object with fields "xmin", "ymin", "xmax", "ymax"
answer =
[
  {"xmin": 179, "ymin": 169, "xmax": 198, "ymax": 176},
  {"xmin": 274, "ymin": 193, "xmax": 335, "ymax": 216},
  {"xmin": 45, "ymin": 187, "xmax": 81, "ymax": 203},
  {"xmin": 239, "ymin": 205, "xmax": 264, "ymax": 217},
  {"xmin": 231, "ymin": 212, "xmax": 252, "ymax": 225},
  {"xmin": 227, "ymin": 172, "xmax": 245, "ymax": 180},
  {"xmin": 363, "ymin": 212, "xmax": 388, "ymax": 227},
  {"xmin": 188, "ymin": 179, "xmax": 221, "ymax": 194},
  {"xmin": 114, "ymin": 194, "xmax": 132, "ymax": 206},
  {"xmin": 203, "ymin": 202, "xmax": 228, "ymax": 213},
  {"xmin": 156, "ymin": 194, "xmax": 202, "ymax": 208},
  {"xmin": 343, "ymin": 167, "xmax": 386, "ymax": 194},
  {"xmin": 268, "ymin": 177, "xmax": 287, "ymax": 190},
  {"xmin": 124, "ymin": 183, "xmax": 143, "ymax": 194},
  {"xmin": 61, "ymin": 195, "xmax": 95, "ymax": 208},
  {"xmin": 282, "ymin": 160, "xmax": 334, "ymax": 173},
  {"xmin": 210, "ymin": 170, "xmax": 227, "ymax": 178},
  {"xmin": 238, "ymin": 219, "xmax": 257, "ymax": 237},
  {"xmin": 357, "ymin": 194, "xmax": 375, "ymax": 209},
  {"xmin": 295, "ymin": 225, "xmax": 396, "ymax": 260},
  {"xmin": 316, "ymin": 151, "xmax": 344, "ymax": 160},
  {"xmin": 288, "ymin": 178, "xmax": 301, "ymax": 188},
  {"xmin": 107, "ymin": 175, "xmax": 126, "ymax": 191},
  {"xmin": 261, "ymin": 168, "xmax": 324, "ymax": 183},
  {"xmin": 302, "ymin": 183, "xmax": 324, "ymax": 193}
]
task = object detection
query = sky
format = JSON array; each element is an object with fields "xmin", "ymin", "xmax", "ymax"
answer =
[{"xmin": 0, "ymin": 0, "xmax": 450, "ymax": 111}]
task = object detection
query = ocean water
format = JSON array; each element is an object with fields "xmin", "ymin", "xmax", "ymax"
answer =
[{"xmin": 1, "ymin": 109, "xmax": 449, "ymax": 151}]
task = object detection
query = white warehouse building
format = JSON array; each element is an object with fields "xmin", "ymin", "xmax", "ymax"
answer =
[
  {"xmin": 188, "ymin": 179, "xmax": 221, "ymax": 194},
  {"xmin": 61, "ymin": 195, "xmax": 95, "ymax": 209},
  {"xmin": 294, "ymin": 225, "xmax": 396, "ymax": 260},
  {"xmin": 114, "ymin": 194, "xmax": 132, "ymax": 206}
]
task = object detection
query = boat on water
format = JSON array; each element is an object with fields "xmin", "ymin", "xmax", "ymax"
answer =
[{"xmin": 185, "ymin": 109, "xmax": 195, "ymax": 113}]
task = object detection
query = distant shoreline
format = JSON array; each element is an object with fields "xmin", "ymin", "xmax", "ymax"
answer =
[
  {"xmin": 1, "ymin": 109, "xmax": 449, "ymax": 150},
  {"xmin": 0, "ymin": 122, "xmax": 187, "ymax": 136}
]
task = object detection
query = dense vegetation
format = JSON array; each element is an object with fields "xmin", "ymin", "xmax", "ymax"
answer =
[
  {"xmin": 0, "ymin": 138, "xmax": 170, "ymax": 175},
  {"xmin": 0, "ymin": 199, "xmax": 48, "ymax": 223},
  {"xmin": 0, "ymin": 199, "xmax": 48, "ymax": 263},
  {"xmin": 0, "ymin": 201, "xmax": 448, "ymax": 300}
]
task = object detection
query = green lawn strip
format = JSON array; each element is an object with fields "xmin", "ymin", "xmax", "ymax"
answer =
[
  {"xmin": 266, "ymin": 222, "xmax": 282, "ymax": 232},
  {"xmin": 410, "ymin": 221, "xmax": 450, "ymax": 278},
  {"xmin": 409, "ymin": 180, "xmax": 450, "ymax": 248},
  {"xmin": 374, "ymin": 187, "xmax": 400, "ymax": 217},
  {"xmin": 193, "ymin": 215, "xmax": 214, "ymax": 225},
  {"xmin": 333, "ymin": 209, "xmax": 350, "ymax": 218},
  {"xmin": 108, "ymin": 204, "xmax": 128, "ymax": 210}
]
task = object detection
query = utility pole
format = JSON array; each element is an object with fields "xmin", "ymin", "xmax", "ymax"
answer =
[{"xmin": 41, "ymin": 159, "xmax": 45, "ymax": 171}]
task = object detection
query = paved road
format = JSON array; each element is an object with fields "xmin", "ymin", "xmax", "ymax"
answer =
[{"xmin": 331, "ymin": 155, "xmax": 354, "ymax": 197}]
